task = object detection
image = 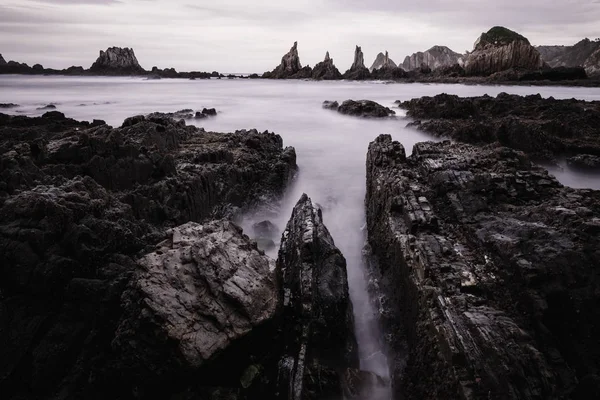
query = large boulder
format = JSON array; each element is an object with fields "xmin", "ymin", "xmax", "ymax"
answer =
[
  {"xmin": 335, "ymin": 99, "xmax": 395, "ymax": 118},
  {"xmin": 366, "ymin": 135, "xmax": 600, "ymax": 399},
  {"xmin": 464, "ymin": 26, "xmax": 546, "ymax": 76},
  {"xmin": 276, "ymin": 194, "xmax": 359, "ymax": 399},
  {"xmin": 369, "ymin": 51, "xmax": 397, "ymax": 72},
  {"xmin": 89, "ymin": 46, "xmax": 145, "ymax": 75},
  {"xmin": 311, "ymin": 51, "xmax": 342, "ymax": 80},
  {"xmin": 402, "ymin": 45, "xmax": 464, "ymax": 71},
  {"xmin": 262, "ymin": 42, "xmax": 312, "ymax": 79},
  {"xmin": 343, "ymin": 46, "xmax": 371, "ymax": 80}
]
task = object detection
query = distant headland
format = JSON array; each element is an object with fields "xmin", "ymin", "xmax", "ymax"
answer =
[{"xmin": 1, "ymin": 26, "xmax": 599, "ymax": 85}]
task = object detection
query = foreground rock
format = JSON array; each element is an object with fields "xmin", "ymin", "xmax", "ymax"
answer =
[
  {"xmin": 89, "ymin": 46, "xmax": 146, "ymax": 75},
  {"xmin": 400, "ymin": 92, "xmax": 600, "ymax": 162},
  {"xmin": 402, "ymin": 45, "xmax": 464, "ymax": 71},
  {"xmin": 0, "ymin": 111, "xmax": 296, "ymax": 399},
  {"xmin": 277, "ymin": 194, "xmax": 360, "ymax": 399},
  {"xmin": 262, "ymin": 42, "xmax": 312, "ymax": 79},
  {"xmin": 332, "ymin": 99, "xmax": 395, "ymax": 118},
  {"xmin": 311, "ymin": 51, "xmax": 342, "ymax": 80},
  {"xmin": 366, "ymin": 135, "xmax": 600, "ymax": 399},
  {"xmin": 343, "ymin": 46, "xmax": 371, "ymax": 80},
  {"xmin": 464, "ymin": 26, "xmax": 545, "ymax": 76}
]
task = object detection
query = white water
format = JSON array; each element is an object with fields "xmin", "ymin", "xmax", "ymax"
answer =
[{"xmin": 2, "ymin": 76, "xmax": 600, "ymax": 399}]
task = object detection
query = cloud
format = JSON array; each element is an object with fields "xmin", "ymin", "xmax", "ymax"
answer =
[{"xmin": 1, "ymin": 0, "xmax": 599, "ymax": 72}]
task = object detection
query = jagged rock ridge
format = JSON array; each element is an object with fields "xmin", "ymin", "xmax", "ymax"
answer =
[
  {"xmin": 343, "ymin": 45, "xmax": 371, "ymax": 80},
  {"xmin": 262, "ymin": 41, "xmax": 312, "ymax": 79},
  {"xmin": 89, "ymin": 46, "xmax": 145, "ymax": 74},
  {"xmin": 312, "ymin": 51, "xmax": 343, "ymax": 80},
  {"xmin": 369, "ymin": 51, "xmax": 397, "ymax": 72},
  {"xmin": 402, "ymin": 45, "xmax": 464, "ymax": 71},
  {"xmin": 464, "ymin": 26, "xmax": 545, "ymax": 76}
]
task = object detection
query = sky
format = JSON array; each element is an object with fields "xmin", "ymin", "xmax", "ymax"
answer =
[{"xmin": 1, "ymin": 0, "xmax": 599, "ymax": 73}]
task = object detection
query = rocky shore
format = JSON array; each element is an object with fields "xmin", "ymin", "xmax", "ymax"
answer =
[
  {"xmin": 399, "ymin": 92, "xmax": 600, "ymax": 164},
  {"xmin": 366, "ymin": 135, "xmax": 600, "ymax": 399}
]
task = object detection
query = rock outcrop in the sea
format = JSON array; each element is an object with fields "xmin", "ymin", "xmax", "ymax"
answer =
[
  {"xmin": 311, "ymin": 51, "xmax": 342, "ymax": 80},
  {"xmin": 0, "ymin": 111, "xmax": 297, "ymax": 399},
  {"xmin": 0, "ymin": 53, "xmax": 5, "ymax": 65},
  {"xmin": 369, "ymin": 51, "xmax": 397, "ymax": 72},
  {"xmin": 327, "ymin": 99, "xmax": 395, "ymax": 118},
  {"xmin": 402, "ymin": 45, "xmax": 464, "ymax": 71},
  {"xmin": 262, "ymin": 41, "xmax": 312, "ymax": 79},
  {"xmin": 89, "ymin": 46, "xmax": 145, "ymax": 75},
  {"xmin": 464, "ymin": 26, "xmax": 545, "ymax": 76},
  {"xmin": 537, "ymin": 39, "xmax": 600, "ymax": 76},
  {"xmin": 366, "ymin": 134, "xmax": 600, "ymax": 399},
  {"xmin": 343, "ymin": 46, "xmax": 371, "ymax": 80},
  {"xmin": 276, "ymin": 194, "xmax": 359, "ymax": 398},
  {"xmin": 400, "ymin": 92, "xmax": 600, "ymax": 162}
]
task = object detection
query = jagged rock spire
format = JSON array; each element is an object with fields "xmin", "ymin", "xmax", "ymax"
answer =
[
  {"xmin": 325, "ymin": 51, "xmax": 331, "ymax": 62},
  {"xmin": 351, "ymin": 45, "xmax": 366, "ymax": 70}
]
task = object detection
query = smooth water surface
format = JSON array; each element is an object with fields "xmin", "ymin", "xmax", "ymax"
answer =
[{"xmin": 2, "ymin": 76, "xmax": 599, "ymax": 398}]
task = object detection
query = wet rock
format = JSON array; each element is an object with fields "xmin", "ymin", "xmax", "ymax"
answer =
[
  {"xmin": 311, "ymin": 51, "xmax": 343, "ymax": 80},
  {"xmin": 262, "ymin": 41, "xmax": 312, "ymax": 79},
  {"xmin": 343, "ymin": 46, "xmax": 371, "ymax": 80},
  {"xmin": 202, "ymin": 107, "xmax": 217, "ymax": 116},
  {"xmin": 366, "ymin": 134, "xmax": 600, "ymax": 399},
  {"xmin": 276, "ymin": 193, "xmax": 359, "ymax": 399},
  {"xmin": 0, "ymin": 53, "xmax": 5, "ymax": 65},
  {"xmin": 36, "ymin": 104, "xmax": 56, "ymax": 110},
  {"xmin": 89, "ymin": 46, "xmax": 145, "ymax": 75},
  {"xmin": 0, "ymin": 103, "xmax": 18, "ymax": 108},
  {"xmin": 567, "ymin": 154, "xmax": 600, "ymax": 170},
  {"xmin": 464, "ymin": 26, "xmax": 546, "ymax": 76},
  {"xmin": 402, "ymin": 45, "xmax": 464, "ymax": 71},
  {"xmin": 336, "ymin": 99, "xmax": 395, "ymax": 118},
  {"xmin": 400, "ymin": 92, "xmax": 600, "ymax": 161},
  {"xmin": 322, "ymin": 100, "xmax": 339, "ymax": 110}
]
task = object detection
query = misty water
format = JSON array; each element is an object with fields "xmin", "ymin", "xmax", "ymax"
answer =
[{"xmin": 2, "ymin": 76, "xmax": 600, "ymax": 399}]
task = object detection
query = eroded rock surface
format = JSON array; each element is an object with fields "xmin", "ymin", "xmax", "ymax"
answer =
[
  {"xmin": 311, "ymin": 51, "xmax": 342, "ymax": 80},
  {"xmin": 276, "ymin": 194, "xmax": 359, "ymax": 399},
  {"xmin": 370, "ymin": 51, "xmax": 397, "ymax": 72},
  {"xmin": 333, "ymin": 99, "xmax": 395, "ymax": 118},
  {"xmin": 343, "ymin": 46, "xmax": 371, "ymax": 80},
  {"xmin": 89, "ymin": 46, "xmax": 145, "ymax": 75},
  {"xmin": 400, "ymin": 92, "xmax": 600, "ymax": 161},
  {"xmin": 263, "ymin": 42, "xmax": 312, "ymax": 79},
  {"xmin": 366, "ymin": 134, "xmax": 600, "ymax": 399},
  {"xmin": 464, "ymin": 26, "xmax": 545, "ymax": 76}
]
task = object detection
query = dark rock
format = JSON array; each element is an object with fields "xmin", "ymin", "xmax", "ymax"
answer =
[
  {"xmin": 366, "ymin": 134, "xmax": 600, "ymax": 399},
  {"xmin": 248, "ymin": 73, "xmax": 260, "ymax": 79},
  {"xmin": 322, "ymin": 100, "xmax": 339, "ymax": 110},
  {"xmin": 202, "ymin": 108, "xmax": 217, "ymax": 116},
  {"xmin": 262, "ymin": 41, "xmax": 312, "ymax": 79},
  {"xmin": 32, "ymin": 63, "xmax": 44, "ymax": 71},
  {"xmin": 465, "ymin": 26, "xmax": 546, "ymax": 76},
  {"xmin": 370, "ymin": 65, "xmax": 408, "ymax": 80},
  {"xmin": 567, "ymin": 154, "xmax": 600, "ymax": 170},
  {"xmin": 89, "ymin": 47, "xmax": 145, "ymax": 75},
  {"xmin": 252, "ymin": 220, "xmax": 278, "ymax": 238},
  {"xmin": 36, "ymin": 104, "xmax": 57, "ymax": 110},
  {"xmin": 343, "ymin": 46, "xmax": 371, "ymax": 80},
  {"xmin": 276, "ymin": 194, "xmax": 359, "ymax": 399},
  {"xmin": 255, "ymin": 237, "xmax": 276, "ymax": 251},
  {"xmin": 0, "ymin": 103, "xmax": 19, "ymax": 108},
  {"xmin": 0, "ymin": 111, "xmax": 297, "ymax": 399},
  {"xmin": 537, "ymin": 38, "xmax": 600, "ymax": 76},
  {"xmin": 195, "ymin": 112, "xmax": 207, "ymax": 119},
  {"xmin": 400, "ymin": 93, "xmax": 600, "ymax": 161},
  {"xmin": 402, "ymin": 45, "xmax": 464, "ymax": 71},
  {"xmin": 311, "ymin": 51, "xmax": 343, "ymax": 80},
  {"xmin": 0, "ymin": 53, "xmax": 5, "ymax": 65},
  {"xmin": 336, "ymin": 99, "xmax": 395, "ymax": 118}
]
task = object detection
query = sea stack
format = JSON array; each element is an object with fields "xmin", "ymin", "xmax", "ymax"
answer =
[
  {"xmin": 370, "ymin": 51, "xmax": 397, "ymax": 72},
  {"xmin": 89, "ymin": 47, "xmax": 145, "ymax": 75},
  {"xmin": 262, "ymin": 41, "xmax": 312, "ymax": 79},
  {"xmin": 464, "ymin": 26, "xmax": 545, "ymax": 76},
  {"xmin": 402, "ymin": 45, "xmax": 464, "ymax": 71},
  {"xmin": 0, "ymin": 54, "xmax": 6, "ymax": 66},
  {"xmin": 343, "ymin": 45, "xmax": 371, "ymax": 80},
  {"xmin": 311, "ymin": 51, "xmax": 342, "ymax": 80}
]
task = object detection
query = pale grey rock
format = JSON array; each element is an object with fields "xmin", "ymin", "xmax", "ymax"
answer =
[
  {"xmin": 537, "ymin": 39, "xmax": 600, "ymax": 70},
  {"xmin": 369, "ymin": 51, "xmax": 397, "ymax": 72},
  {"xmin": 402, "ymin": 45, "xmax": 464, "ymax": 71},
  {"xmin": 583, "ymin": 47, "xmax": 600, "ymax": 76},
  {"xmin": 89, "ymin": 46, "xmax": 145, "ymax": 74},
  {"xmin": 118, "ymin": 220, "xmax": 278, "ymax": 368},
  {"xmin": 464, "ymin": 27, "xmax": 545, "ymax": 76}
]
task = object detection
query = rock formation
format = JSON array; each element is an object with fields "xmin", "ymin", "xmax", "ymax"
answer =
[
  {"xmin": 276, "ymin": 194, "xmax": 359, "ymax": 398},
  {"xmin": 329, "ymin": 99, "xmax": 396, "ymax": 118},
  {"xmin": 583, "ymin": 47, "xmax": 600, "ymax": 76},
  {"xmin": 262, "ymin": 41, "xmax": 312, "ymax": 79},
  {"xmin": 0, "ymin": 111, "xmax": 297, "ymax": 399},
  {"xmin": 343, "ymin": 46, "xmax": 371, "ymax": 80},
  {"xmin": 311, "ymin": 51, "xmax": 343, "ymax": 80},
  {"xmin": 399, "ymin": 92, "xmax": 600, "ymax": 162},
  {"xmin": 369, "ymin": 51, "xmax": 397, "ymax": 72},
  {"xmin": 537, "ymin": 39, "xmax": 600, "ymax": 75},
  {"xmin": 402, "ymin": 45, "xmax": 464, "ymax": 71},
  {"xmin": 464, "ymin": 26, "xmax": 545, "ymax": 76},
  {"xmin": 0, "ymin": 53, "xmax": 5, "ymax": 65},
  {"xmin": 366, "ymin": 134, "xmax": 600, "ymax": 399},
  {"xmin": 89, "ymin": 46, "xmax": 145, "ymax": 75}
]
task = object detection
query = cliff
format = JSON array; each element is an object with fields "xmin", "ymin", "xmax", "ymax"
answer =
[
  {"xmin": 537, "ymin": 39, "xmax": 600, "ymax": 77},
  {"xmin": 89, "ymin": 46, "xmax": 145, "ymax": 75},
  {"xmin": 464, "ymin": 26, "xmax": 545, "ymax": 76},
  {"xmin": 369, "ymin": 51, "xmax": 397, "ymax": 72},
  {"xmin": 401, "ymin": 45, "xmax": 463, "ymax": 71}
]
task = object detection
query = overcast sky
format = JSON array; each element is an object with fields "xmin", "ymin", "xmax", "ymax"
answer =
[{"xmin": 1, "ymin": 0, "xmax": 599, "ymax": 73}]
